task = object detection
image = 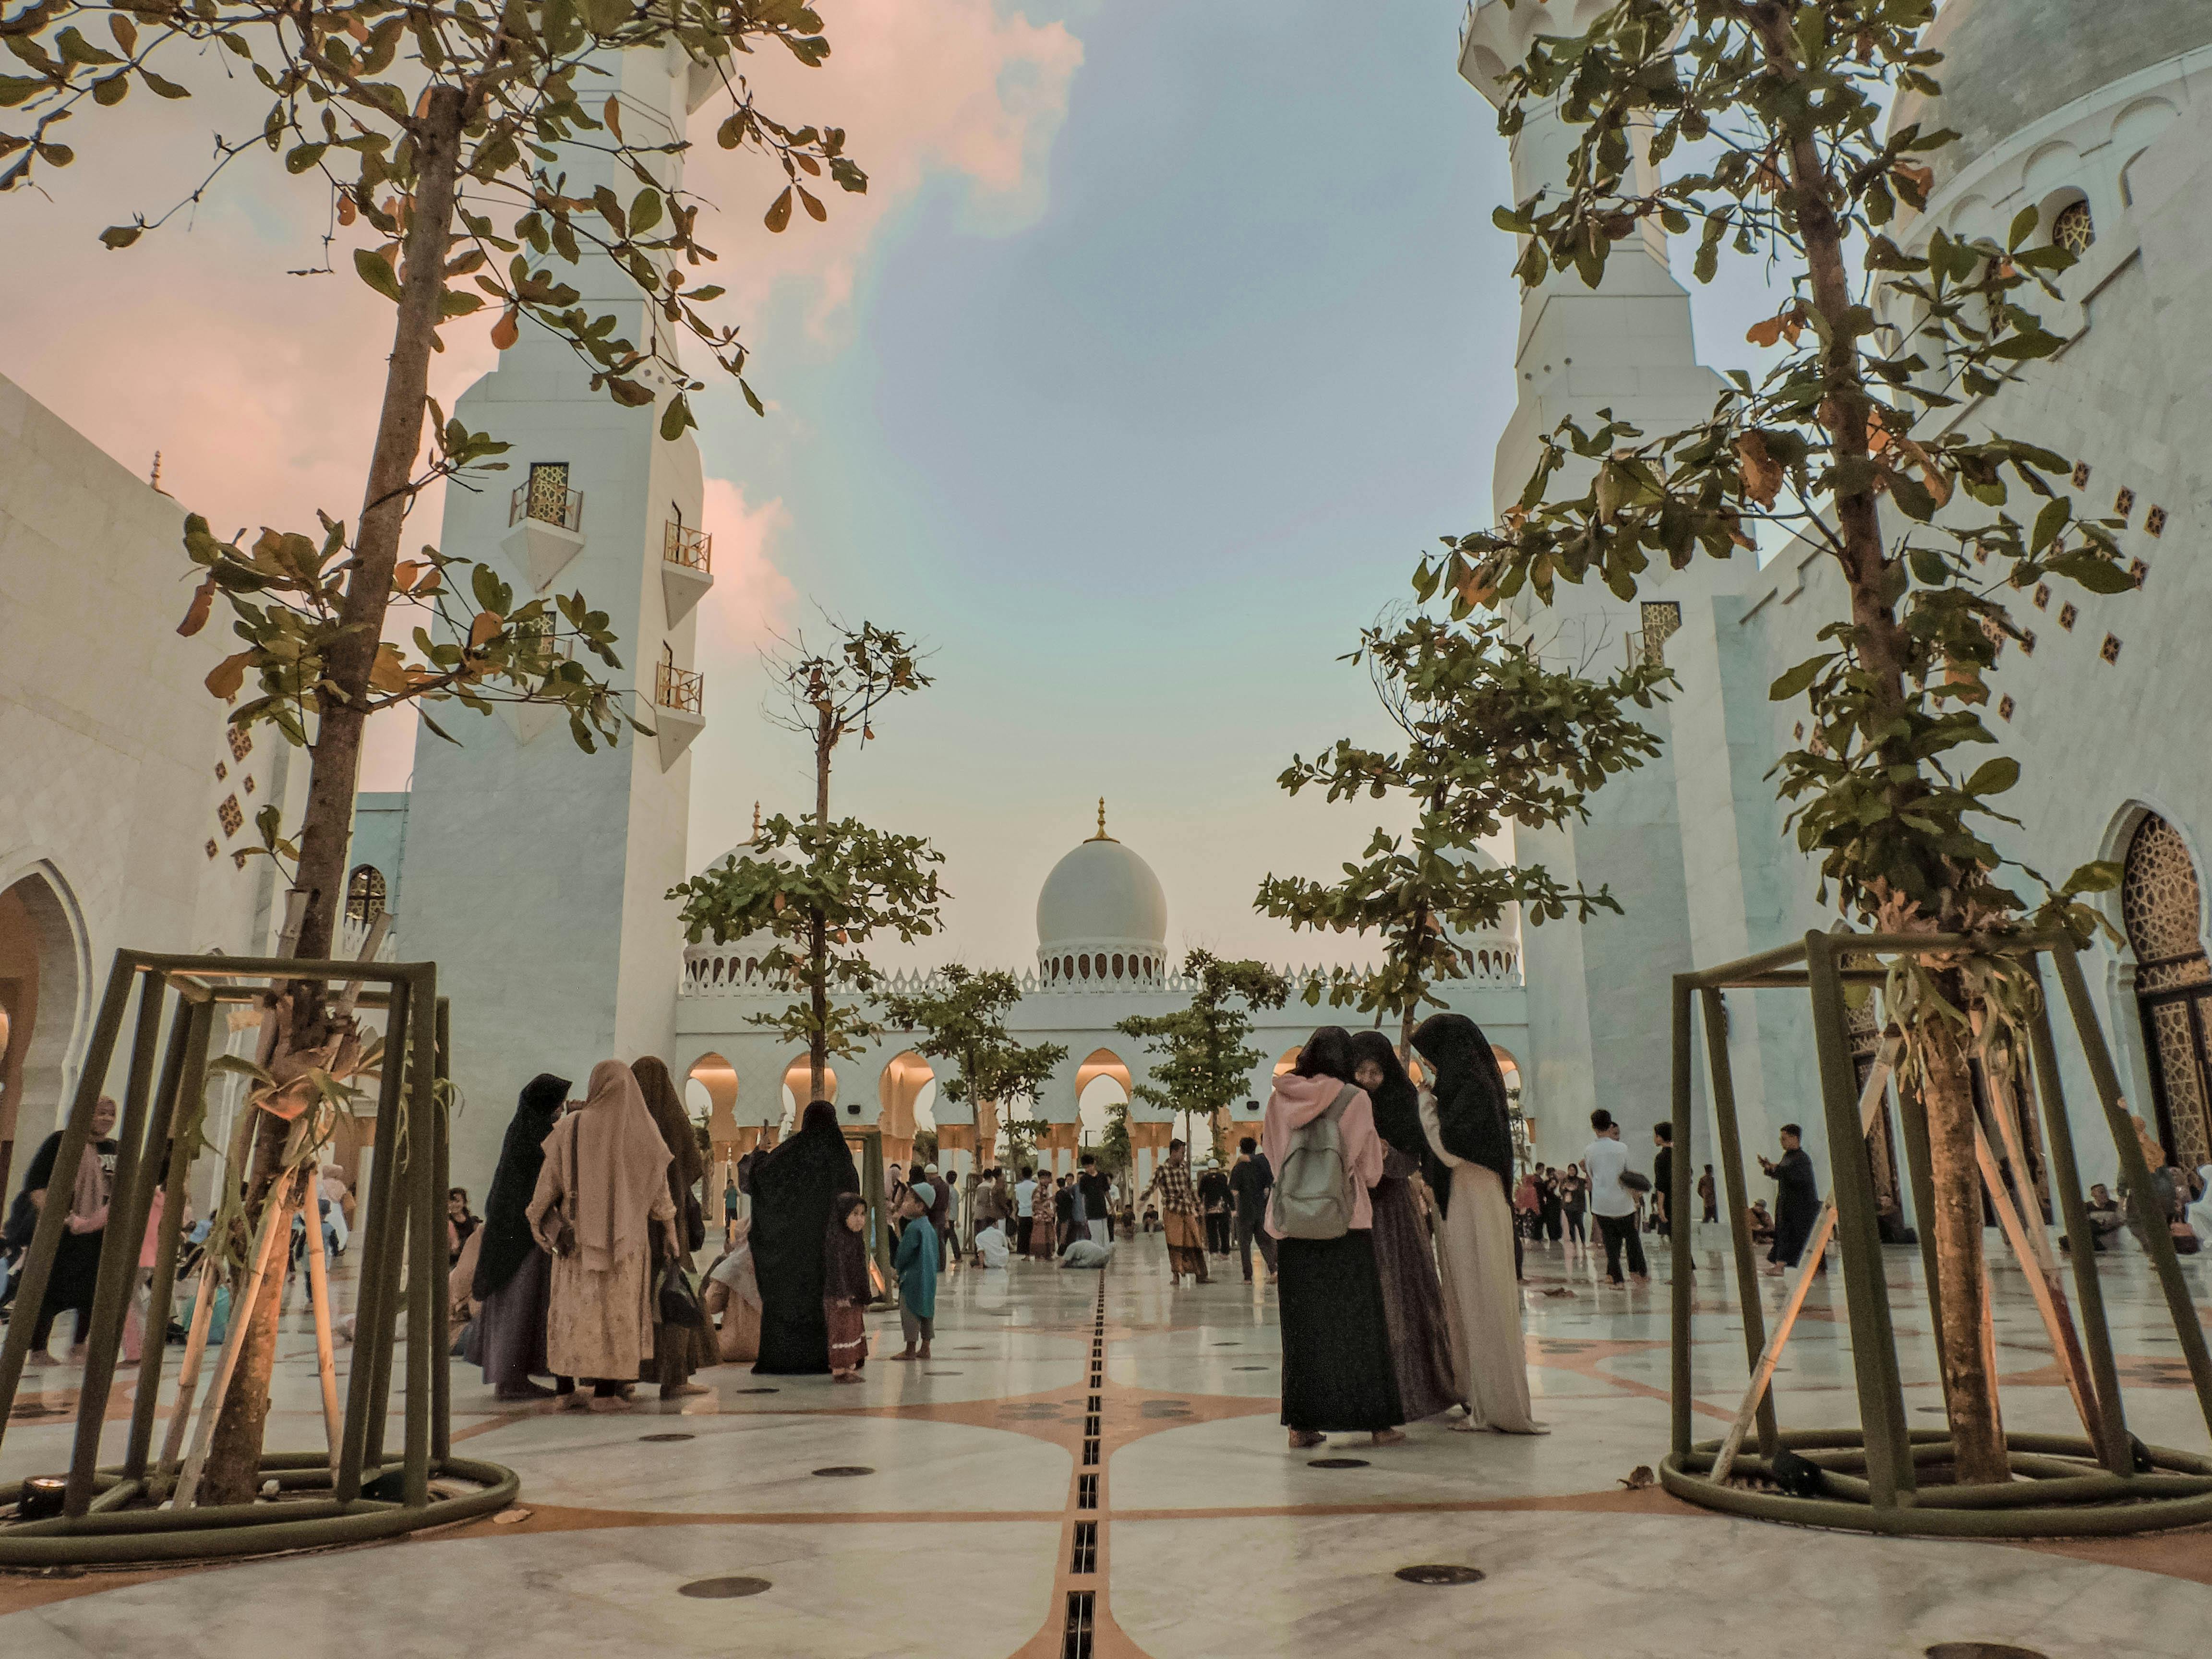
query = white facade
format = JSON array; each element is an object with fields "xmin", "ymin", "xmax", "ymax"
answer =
[
  {"xmin": 0, "ymin": 372, "xmax": 306, "ymax": 1190},
  {"xmin": 1458, "ymin": 0, "xmax": 2212, "ymax": 1199}
]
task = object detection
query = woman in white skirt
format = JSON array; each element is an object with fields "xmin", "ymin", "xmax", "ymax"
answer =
[{"xmin": 1411, "ymin": 1014, "xmax": 1547, "ymax": 1436}]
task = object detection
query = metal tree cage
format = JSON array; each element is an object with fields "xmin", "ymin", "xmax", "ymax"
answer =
[
  {"xmin": 1662, "ymin": 930, "xmax": 2212, "ymax": 1537},
  {"xmin": 0, "ymin": 951, "xmax": 517, "ymax": 1564}
]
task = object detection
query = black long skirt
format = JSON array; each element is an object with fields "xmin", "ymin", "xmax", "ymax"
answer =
[
  {"xmin": 475, "ymin": 1246, "xmax": 551, "ymax": 1393},
  {"xmin": 1277, "ymin": 1230, "xmax": 1405, "ymax": 1433}
]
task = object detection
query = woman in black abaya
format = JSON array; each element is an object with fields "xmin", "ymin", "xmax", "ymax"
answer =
[
  {"xmin": 472, "ymin": 1073, "xmax": 569, "ymax": 1400},
  {"xmin": 1346, "ymin": 1030, "xmax": 1461, "ymax": 1424},
  {"xmin": 748, "ymin": 1100, "xmax": 860, "ymax": 1374}
]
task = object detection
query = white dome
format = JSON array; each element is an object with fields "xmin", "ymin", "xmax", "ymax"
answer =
[{"xmin": 1035, "ymin": 816, "xmax": 1168, "ymax": 987}]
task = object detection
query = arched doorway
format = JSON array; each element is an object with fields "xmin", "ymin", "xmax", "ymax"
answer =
[
  {"xmin": 780, "ymin": 1056, "xmax": 840, "ymax": 1134},
  {"xmin": 687, "ymin": 1052, "xmax": 742, "ymax": 1232},
  {"xmin": 0, "ymin": 866, "xmax": 86, "ymax": 1200},
  {"xmin": 878, "ymin": 1049, "xmax": 935, "ymax": 1179},
  {"xmin": 2121, "ymin": 812, "xmax": 2212, "ymax": 1168}
]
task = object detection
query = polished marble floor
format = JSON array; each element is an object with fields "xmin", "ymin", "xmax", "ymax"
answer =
[{"xmin": 4, "ymin": 1227, "xmax": 2211, "ymax": 1657}]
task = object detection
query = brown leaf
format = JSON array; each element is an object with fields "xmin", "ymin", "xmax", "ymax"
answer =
[
  {"xmin": 1619, "ymin": 1465, "xmax": 1656, "ymax": 1490},
  {"xmin": 1891, "ymin": 436, "xmax": 1953, "ymax": 507},
  {"xmin": 1745, "ymin": 314, "xmax": 1785, "ymax": 349},
  {"xmin": 368, "ymin": 642, "xmax": 409, "ymax": 696},
  {"xmin": 1736, "ymin": 431, "xmax": 1783, "ymax": 508},
  {"xmin": 392, "ymin": 560, "xmax": 422, "ymax": 593},
  {"xmin": 491, "ymin": 1506, "xmax": 533, "ymax": 1524},
  {"xmin": 337, "ymin": 193, "xmax": 357, "ymax": 227},
  {"xmin": 490, "ymin": 306, "xmax": 519, "ymax": 351},
  {"xmin": 205, "ymin": 651, "xmax": 252, "ymax": 700},
  {"xmin": 798, "ymin": 184, "xmax": 826, "ymax": 223},
  {"xmin": 178, "ymin": 572, "xmax": 218, "ymax": 637},
  {"xmin": 764, "ymin": 187, "xmax": 793, "ymax": 234},
  {"xmin": 603, "ymin": 96, "xmax": 622, "ymax": 140},
  {"xmin": 469, "ymin": 611, "xmax": 502, "ymax": 649}
]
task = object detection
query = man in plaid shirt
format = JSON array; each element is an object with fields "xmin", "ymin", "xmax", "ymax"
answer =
[{"xmin": 1142, "ymin": 1139, "xmax": 1208, "ymax": 1285}]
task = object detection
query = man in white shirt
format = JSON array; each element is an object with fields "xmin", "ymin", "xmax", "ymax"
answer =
[
  {"xmin": 1013, "ymin": 1168, "xmax": 1038, "ymax": 1256},
  {"xmin": 1582, "ymin": 1109, "xmax": 1649, "ymax": 1287},
  {"xmin": 974, "ymin": 1219, "xmax": 1010, "ymax": 1270}
]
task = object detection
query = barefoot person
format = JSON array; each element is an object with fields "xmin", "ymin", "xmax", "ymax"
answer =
[
  {"xmin": 891, "ymin": 1181, "xmax": 938, "ymax": 1362},
  {"xmin": 1263, "ymin": 1027, "xmax": 1404, "ymax": 1452},
  {"xmin": 1412, "ymin": 1014, "xmax": 1547, "ymax": 1436},
  {"xmin": 1142, "ymin": 1140, "xmax": 1209, "ymax": 1285},
  {"xmin": 824, "ymin": 1193, "xmax": 872, "ymax": 1382}
]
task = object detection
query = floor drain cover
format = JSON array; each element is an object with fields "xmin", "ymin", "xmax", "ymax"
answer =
[
  {"xmin": 1396, "ymin": 1564, "xmax": 1485, "ymax": 1587},
  {"xmin": 925, "ymin": 1370, "xmax": 962, "ymax": 1375},
  {"xmin": 678, "ymin": 1576, "xmax": 771, "ymax": 1599},
  {"xmin": 734, "ymin": 1388, "xmax": 780, "ymax": 1395},
  {"xmin": 1214, "ymin": 1341, "xmax": 1240, "ymax": 1346},
  {"xmin": 1309, "ymin": 1457, "xmax": 1370, "ymax": 1469},
  {"xmin": 813, "ymin": 1466, "xmax": 875, "ymax": 1478},
  {"xmin": 1924, "ymin": 1647, "xmax": 2049, "ymax": 1659},
  {"xmin": 640, "ymin": 1432, "xmax": 696, "ymax": 1443},
  {"xmin": 1232, "ymin": 1365, "xmax": 1270, "ymax": 1371}
]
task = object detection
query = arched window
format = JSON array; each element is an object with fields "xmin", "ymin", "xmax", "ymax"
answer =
[
  {"xmin": 2122, "ymin": 813, "xmax": 2212, "ymax": 1168},
  {"xmin": 2051, "ymin": 199, "xmax": 2094, "ymax": 255},
  {"xmin": 1112, "ymin": 953, "xmax": 1125, "ymax": 978},
  {"xmin": 1078, "ymin": 954, "xmax": 1092, "ymax": 979},
  {"xmin": 345, "ymin": 865, "xmax": 386, "ymax": 925}
]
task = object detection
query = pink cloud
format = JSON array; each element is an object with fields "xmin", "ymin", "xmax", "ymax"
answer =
[{"xmin": 697, "ymin": 476, "xmax": 795, "ymax": 655}]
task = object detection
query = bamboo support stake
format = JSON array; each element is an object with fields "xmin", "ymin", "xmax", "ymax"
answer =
[
  {"xmin": 1710, "ymin": 1036, "xmax": 1898, "ymax": 1484},
  {"xmin": 1969, "ymin": 1118, "xmax": 2103, "ymax": 1455},
  {"xmin": 302, "ymin": 1178, "xmax": 344, "ymax": 1471},
  {"xmin": 173, "ymin": 1170, "xmax": 297, "ymax": 1507},
  {"xmin": 155, "ymin": 1250, "xmax": 220, "ymax": 1486}
]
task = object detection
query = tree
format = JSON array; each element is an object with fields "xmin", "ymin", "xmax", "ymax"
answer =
[
  {"xmin": 1117, "ymin": 951, "xmax": 1291, "ymax": 1154},
  {"xmin": 669, "ymin": 622, "xmax": 942, "ymax": 1101},
  {"xmin": 880, "ymin": 965, "xmax": 1067, "ymax": 1155},
  {"xmin": 1450, "ymin": 0, "xmax": 2131, "ymax": 1483},
  {"xmin": 4, "ymin": 0, "xmax": 867, "ymax": 1504},
  {"xmin": 1258, "ymin": 610, "xmax": 1671, "ymax": 1052}
]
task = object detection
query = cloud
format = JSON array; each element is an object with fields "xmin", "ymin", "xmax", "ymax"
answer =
[
  {"xmin": 698, "ymin": 476, "xmax": 796, "ymax": 652},
  {"xmin": 687, "ymin": 0, "xmax": 1084, "ymax": 339}
]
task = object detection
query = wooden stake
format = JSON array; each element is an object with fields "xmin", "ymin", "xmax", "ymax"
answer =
[
  {"xmin": 1970, "ymin": 1117, "xmax": 2102, "ymax": 1455},
  {"xmin": 1710, "ymin": 1037, "xmax": 1897, "ymax": 1484},
  {"xmin": 173, "ymin": 1169, "xmax": 296, "ymax": 1507},
  {"xmin": 302, "ymin": 1179, "xmax": 345, "ymax": 1473},
  {"xmin": 155, "ymin": 1252, "xmax": 221, "ymax": 1486}
]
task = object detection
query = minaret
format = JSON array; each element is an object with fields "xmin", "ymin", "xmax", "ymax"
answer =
[
  {"xmin": 397, "ymin": 43, "xmax": 721, "ymax": 1183},
  {"xmin": 1458, "ymin": 3, "xmax": 1752, "ymax": 1155}
]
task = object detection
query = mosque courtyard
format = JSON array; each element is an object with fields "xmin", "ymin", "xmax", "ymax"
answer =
[{"xmin": 2, "ymin": 1233, "xmax": 2206, "ymax": 1659}]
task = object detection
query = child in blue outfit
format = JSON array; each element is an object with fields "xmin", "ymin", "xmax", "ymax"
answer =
[{"xmin": 892, "ymin": 1182, "xmax": 938, "ymax": 1361}]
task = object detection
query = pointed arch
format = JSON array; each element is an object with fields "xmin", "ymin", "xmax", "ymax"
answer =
[{"xmin": 0, "ymin": 860, "xmax": 90, "ymax": 1195}]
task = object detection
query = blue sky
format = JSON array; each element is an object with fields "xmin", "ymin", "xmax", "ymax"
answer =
[{"xmin": 686, "ymin": 0, "xmax": 1529, "ymax": 971}]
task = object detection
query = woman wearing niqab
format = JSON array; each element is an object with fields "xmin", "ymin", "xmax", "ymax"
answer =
[
  {"xmin": 747, "ymin": 1100, "xmax": 860, "ymax": 1374},
  {"xmin": 633, "ymin": 1055, "xmax": 716, "ymax": 1396},
  {"xmin": 1412, "ymin": 1013, "xmax": 1545, "ymax": 1434},
  {"xmin": 526, "ymin": 1059, "xmax": 676, "ymax": 1409},
  {"xmin": 1346, "ymin": 1030, "xmax": 1462, "ymax": 1424},
  {"xmin": 471, "ymin": 1072, "xmax": 568, "ymax": 1399}
]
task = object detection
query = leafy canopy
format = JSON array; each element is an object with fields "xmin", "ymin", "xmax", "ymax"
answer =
[
  {"xmin": 1117, "ymin": 951, "xmax": 1291, "ymax": 1145},
  {"xmin": 1258, "ymin": 610, "xmax": 1669, "ymax": 1029},
  {"xmin": 669, "ymin": 813, "xmax": 945, "ymax": 1067},
  {"xmin": 881, "ymin": 964, "xmax": 1068, "ymax": 1119},
  {"xmin": 1443, "ymin": 0, "xmax": 2128, "ymax": 949}
]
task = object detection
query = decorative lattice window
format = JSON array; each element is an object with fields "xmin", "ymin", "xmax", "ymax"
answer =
[
  {"xmin": 524, "ymin": 462, "xmax": 574, "ymax": 527},
  {"xmin": 204, "ymin": 839, "xmax": 219, "ymax": 860},
  {"xmin": 2071, "ymin": 460, "xmax": 2092, "ymax": 489},
  {"xmin": 214, "ymin": 761, "xmax": 227, "ymax": 781},
  {"xmin": 2032, "ymin": 583, "xmax": 2050, "ymax": 610},
  {"xmin": 217, "ymin": 794, "xmax": 243, "ymax": 836},
  {"xmin": 232, "ymin": 850, "xmax": 251, "ymax": 870},
  {"xmin": 346, "ymin": 865, "xmax": 387, "ymax": 925},
  {"xmin": 242, "ymin": 774, "xmax": 257, "ymax": 794},
  {"xmin": 2122, "ymin": 815, "xmax": 2210, "ymax": 990},
  {"xmin": 2057, "ymin": 602, "xmax": 2078, "ymax": 632},
  {"xmin": 2102, "ymin": 633, "xmax": 2122, "ymax": 665},
  {"xmin": 1997, "ymin": 695, "xmax": 2015, "ymax": 722},
  {"xmin": 2018, "ymin": 630, "xmax": 2036, "ymax": 657},
  {"xmin": 1636, "ymin": 600, "xmax": 1682, "ymax": 668},
  {"xmin": 2131, "ymin": 559, "xmax": 2151, "ymax": 588},
  {"xmin": 2052, "ymin": 200, "xmax": 2094, "ymax": 255},
  {"xmin": 2115, "ymin": 487, "xmax": 2136, "ymax": 520},
  {"xmin": 228, "ymin": 726, "xmax": 253, "ymax": 762},
  {"xmin": 2146, "ymin": 506, "xmax": 2166, "ymax": 538}
]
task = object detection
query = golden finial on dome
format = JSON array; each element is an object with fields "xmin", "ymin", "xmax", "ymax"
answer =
[
  {"xmin": 750, "ymin": 801, "xmax": 763, "ymax": 843},
  {"xmin": 1088, "ymin": 797, "xmax": 1115, "ymax": 842}
]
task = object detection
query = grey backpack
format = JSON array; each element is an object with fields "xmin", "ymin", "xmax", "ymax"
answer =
[{"xmin": 1269, "ymin": 1084, "xmax": 1358, "ymax": 1240}]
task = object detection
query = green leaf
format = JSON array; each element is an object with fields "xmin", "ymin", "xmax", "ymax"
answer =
[
  {"xmin": 285, "ymin": 142, "xmax": 328, "ymax": 174},
  {"xmin": 353, "ymin": 246, "xmax": 402, "ymax": 301},
  {"xmin": 99, "ymin": 222, "xmax": 143, "ymax": 249},
  {"xmin": 2007, "ymin": 204, "xmax": 2040, "ymax": 252},
  {"xmin": 1966, "ymin": 756, "xmax": 2020, "ymax": 797},
  {"xmin": 1769, "ymin": 653, "xmax": 1837, "ymax": 702},
  {"xmin": 659, "ymin": 391, "xmax": 693, "ymax": 442}
]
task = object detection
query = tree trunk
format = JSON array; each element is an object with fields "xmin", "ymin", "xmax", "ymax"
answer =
[
  {"xmin": 1750, "ymin": 6, "xmax": 2008, "ymax": 1483},
  {"xmin": 1919, "ymin": 1001, "xmax": 2008, "ymax": 1481},
  {"xmin": 809, "ymin": 709, "xmax": 832, "ymax": 1101},
  {"xmin": 200, "ymin": 86, "xmax": 469, "ymax": 1506}
]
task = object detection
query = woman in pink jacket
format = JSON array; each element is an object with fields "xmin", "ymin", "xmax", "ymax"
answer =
[{"xmin": 1262, "ymin": 1026, "xmax": 1405, "ymax": 1451}]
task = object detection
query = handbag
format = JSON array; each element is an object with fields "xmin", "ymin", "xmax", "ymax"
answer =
[{"xmin": 1619, "ymin": 1169, "xmax": 1653, "ymax": 1194}]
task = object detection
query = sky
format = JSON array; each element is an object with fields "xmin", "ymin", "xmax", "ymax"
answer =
[{"xmin": 1, "ymin": 0, "xmax": 1787, "ymax": 974}]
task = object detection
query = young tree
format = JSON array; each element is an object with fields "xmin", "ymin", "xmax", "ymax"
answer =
[
  {"xmin": 669, "ymin": 622, "xmax": 942, "ymax": 1101},
  {"xmin": 1117, "ymin": 951, "xmax": 1291, "ymax": 1154},
  {"xmin": 1257, "ymin": 611, "xmax": 1670, "ymax": 1051},
  {"xmin": 1452, "ymin": 0, "xmax": 2131, "ymax": 1482},
  {"xmin": 880, "ymin": 965, "xmax": 1068, "ymax": 1151},
  {"xmin": 4, "ymin": 0, "xmax": 866, "ymax": 1504}
]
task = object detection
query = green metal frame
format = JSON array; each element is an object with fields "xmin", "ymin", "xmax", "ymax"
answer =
[
  {"xmin": 0, "ymin": 950, "xmax": 517, "ymax": 1564},
  {"xmin": 1662, "ymin": 930, "xmax": 2212, "ymax": 1537},
  {"xmin": 843, "ymin": 1126, "xmax": 896, "ymax": 1296}
]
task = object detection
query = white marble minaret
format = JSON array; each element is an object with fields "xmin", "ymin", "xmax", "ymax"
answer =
[
  {"xmin": 399, "ymin": 44, "xmax": 719, "ymax": 1183},
  {"xmin": 1458, "ymin": 1, "xmax": 1753, "ymax": 1156}
]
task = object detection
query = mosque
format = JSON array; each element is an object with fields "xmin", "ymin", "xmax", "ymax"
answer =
[{"xmin": 3, "ymin": 0, "xmax": 2209, "ymax": 1232}]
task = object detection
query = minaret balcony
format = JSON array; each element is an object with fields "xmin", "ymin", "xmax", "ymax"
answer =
[
  {"xmin": 652, "ymin": 660, "xmax": 706, "ymax": 769},
  {"xmin": 504, "ymin": 466, "xmax": 586, "ymax": 591},
  {"xmin": 661, "ymin": 520, "xmax": 715, "ymax": 622}
]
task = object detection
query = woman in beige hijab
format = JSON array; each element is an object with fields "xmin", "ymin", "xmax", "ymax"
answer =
[{"xmin": 527, "ymin": 1060, "xmax": 677, "ymax": 1412}]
